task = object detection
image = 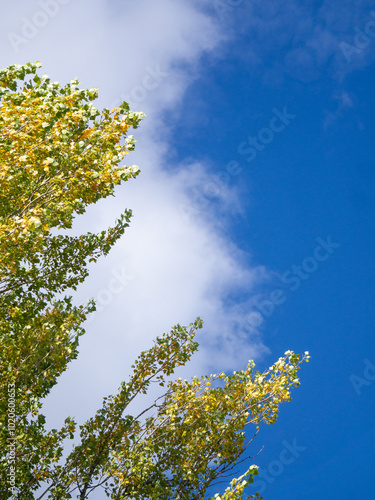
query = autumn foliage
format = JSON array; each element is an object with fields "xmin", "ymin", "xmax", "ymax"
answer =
[{"xmin": 0, "ymin": 62, "xmax": 309, "ymax": 500}]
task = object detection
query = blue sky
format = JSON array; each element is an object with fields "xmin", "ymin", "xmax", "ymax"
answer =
[
  {"xmin": 174, "ymin": 3, "xmax": 375, "ymax": 498},
  {"xmin": 1, "ymin": 1, "xmax": 374, "ymax": 499}
]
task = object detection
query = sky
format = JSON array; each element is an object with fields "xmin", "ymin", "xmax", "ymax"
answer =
[{"xmin": 1, "ymin": 0, "xmax": 374, "ymax": 499}]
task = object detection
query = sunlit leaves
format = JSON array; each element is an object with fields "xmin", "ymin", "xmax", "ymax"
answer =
[
  {"xmin": 0, "ymin": 62, "xmax": 143, "ymax": 499},
  {"xmin": 0, "ymin": 62, "xmax": 309, "ymax": 500},
  {"xmin": 65, "ymin": 326, "xmax": 308, "ymax": 500}
]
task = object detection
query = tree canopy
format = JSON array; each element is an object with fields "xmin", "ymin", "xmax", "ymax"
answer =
[{"xmin": 0, "ymin": 62, "xmax": 309, "ymax": 500}]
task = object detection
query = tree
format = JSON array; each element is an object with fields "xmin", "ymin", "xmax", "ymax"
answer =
[{"xmin": 0, "ymin": 62, "xmax": 310, "ymax": 500}]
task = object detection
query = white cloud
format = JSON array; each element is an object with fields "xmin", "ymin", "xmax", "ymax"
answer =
[{"xmin": 0, "ymin": 0, "xmax": 269, "ymax": 428}]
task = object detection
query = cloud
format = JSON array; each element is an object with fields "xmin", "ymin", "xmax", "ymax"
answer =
[
  {"xmin": 0, "ymin": 0, "xmax": 270, "ymax": 427},
  {"xmin": 41, "ymin": 133, "xmax": 268, "ymax": 425},
  {"xmin": 323, "ymin": 90, "xmax": 356, "ymax": 128},
  {"xmin": 225, "ymin": 0, "xmax": 375, "ymax": 83}
]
